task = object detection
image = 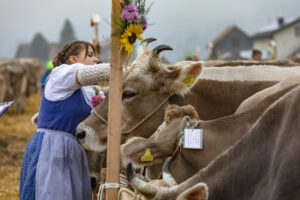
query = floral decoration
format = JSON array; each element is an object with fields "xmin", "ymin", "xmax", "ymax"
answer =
[
  {"xmin": 121, "ymin": 4, "xmax": 139, "ymax": 23},
  {"xmin": 120, "ymin": 24, "xmax": 144, "ymax": 54},
  {"xmin": 92, "ymin": 86, "xmax": 105, "ymax": 107},
  {"xmin": 95, "ymin": 43, "xmax": 102, "ymax": 54},
  {"xmin": 114, "ymin": 0, "xmax": 152, "ymax": 54}
]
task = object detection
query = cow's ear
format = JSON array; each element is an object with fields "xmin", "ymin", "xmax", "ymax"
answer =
[
  {"xmin": 176, "ymin": 183, "xmax": 208, "ymax": 200},
  {"xmin": 165, "ymin": 61, "xmax": 202, "ymax": 95},
  {"xmin": 178, "ymin": 61, "xmax": 202, "ymax": 86}
]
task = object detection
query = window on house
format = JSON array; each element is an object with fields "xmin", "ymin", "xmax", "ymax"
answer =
[{"xmin": 295, "ymin": 26, "xmax": 300, "ymax": 37}]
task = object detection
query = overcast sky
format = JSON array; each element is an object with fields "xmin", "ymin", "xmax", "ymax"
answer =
[{"xmin": 1, "ymin": 0, "xmax": 300, "ymax": 62}]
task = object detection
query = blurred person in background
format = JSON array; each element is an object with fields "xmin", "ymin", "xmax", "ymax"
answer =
[
  {"xmin": 40, "ymin": 60, "xmax": 54, "ymax": 90},
  {"xmin": 252, "ymin": 49, "xmax": 262, "ymax": 61}
]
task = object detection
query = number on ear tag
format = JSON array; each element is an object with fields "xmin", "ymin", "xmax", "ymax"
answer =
[
  {"xmin": 141, "ymin": 148, "xmax": 154, "ymax": 162},
  {"xmin": 184, "ymin": 74, "xmax": 194, "ymax": 86},
  {"xmin": 184, "ymin": 129, "xmax": 203, "ymax": 149}
]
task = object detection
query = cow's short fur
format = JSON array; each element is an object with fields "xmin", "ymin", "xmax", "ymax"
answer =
[
  {"xmin": 121, "ymin": 75, "xmax": 300, "ymax": 182},
  {"xmin": 129, "ymin": 83, "xmax": 300, "ymax": 200}
]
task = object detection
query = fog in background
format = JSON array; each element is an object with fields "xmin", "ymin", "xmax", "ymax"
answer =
[{"xmin": 1, "ymin": 0, "xmax": 300, "ymax": 62}]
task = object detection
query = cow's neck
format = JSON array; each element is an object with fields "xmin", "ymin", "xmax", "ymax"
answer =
[
  {"xmin": 184, "ymin": 79, "xmax": 276, "ymax": 120},
  {"xmin": 169, "ymin": 100, "xmax": 278, "ymax": 183},
  {"xmin": 169, "ymin": 113, "xmax": 251, "ymax": 183},
  {"xmin": 139, "ymin": 79, "xmax": 275, "ymax": 140},
  {"xmin": 146, "ymin": 86, "xmax": 274, "ymax": 181},
  {"xmin": 169, "ymin": 78, "xmax": 300, "ymax": 183}
]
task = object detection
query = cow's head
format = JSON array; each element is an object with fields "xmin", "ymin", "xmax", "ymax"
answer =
[
  {"xmin": 121, "ymin": 104, "xmax": 199, "ymax": 170},
  {"xmin": 76, "ymin": 42, "xmax": 202, "ymax": 152}
]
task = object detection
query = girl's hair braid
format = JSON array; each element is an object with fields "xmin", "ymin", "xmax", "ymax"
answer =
[{"xmin": 53, "ymin": 41, "xmax": 95, "ymax": 67}]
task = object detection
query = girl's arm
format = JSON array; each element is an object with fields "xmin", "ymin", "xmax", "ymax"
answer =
[
  {"xmin": 45, "ymin": 63, "xmax": 109, "ymax": 101},
  {"xmin": 75, "ymin": 63, "xmax": 110, "ymax": 86}
]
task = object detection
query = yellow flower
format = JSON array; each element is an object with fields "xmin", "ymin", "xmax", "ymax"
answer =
[{"xmin": 120, "ymin": 24, "xmax": 144, "ymax": 54}]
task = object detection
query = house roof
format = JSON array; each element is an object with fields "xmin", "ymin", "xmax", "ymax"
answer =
[
  {"xmin": 252, "ymin": 16, "xmax": 300, "ymax": 39},
  {"xmin": 15, "ymin": 44, "xmax": 30, "ymax": 57},
  {"xmin": 15, "ymin": 42, "xmax": 58, "ymax": 61},
  {"xmin": 211, "ymin": 25, "xmax": 250, "ymax": 45}
]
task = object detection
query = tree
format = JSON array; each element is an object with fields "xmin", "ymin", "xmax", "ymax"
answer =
[
  {"xmin": 30, "ymin": 33, "xmax": 49, "ymax": 62},
  {"xmin": 58, "ymin": 19, "xmax": 77, "ymax": 50}
]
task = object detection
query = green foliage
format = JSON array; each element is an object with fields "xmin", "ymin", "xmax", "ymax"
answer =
[
  {"xmin": 58, "ymin": 19, "xmax": 77, "ymax": 50},
  {"xmin": 92, "ymin": 86, "xmax": 99, "ymax": 95},
  {"xmin": 144, "ymin": 2, "xmax": 153, "ymax": 16},
  {"xmin": 112, "ymin": 16, "xmax": 128, "ymax": 38},
  {"xmin": 135, "ymin": 0, "xmax": 146, "ymax": 15},
  {"xmin": 30, "ymin": 33, "xmax": 49, "ymax": 62}
]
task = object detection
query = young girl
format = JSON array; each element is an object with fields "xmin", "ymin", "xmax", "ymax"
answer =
[{"xmin": 19, "ymin": 41, "xmax": 110, "ymax": 200}]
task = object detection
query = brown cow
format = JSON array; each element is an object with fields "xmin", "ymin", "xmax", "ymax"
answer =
[
  {"xmin": 75, "ymin": 44, "xmax": 299, "ymax": 192},
  {"xmin": 121, "ymin": 74, "xmax": 300, "ymax": 182},
  {"xmin": 0, "ymin": 58, "xmax": 42, "ymax": 113},
  {"xmin": 17, "ymin": 58, "xmax": 43, "ymax": 95},
  {"xmin": 203, "ymin": 60, "xmax": 299, "ymax": 67},
  {"xmin": 128, "ymin": 84, "xmax": 300, "ymax": 200},
  {"xmin": 76, "ymin": 45, "xmax": 279, "ymax": 152},
  {"xmin": 199, "ymin": 64, "xmax": 300, "ymax": 81},
  {"xmin": 5, "ymin": 64, "xmax": 28, "ymax": 113}
]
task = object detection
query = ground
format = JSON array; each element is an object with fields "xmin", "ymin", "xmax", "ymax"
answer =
[{"xmin": 0, "ymin": 94, "xmax": 41, "ymax": 199}]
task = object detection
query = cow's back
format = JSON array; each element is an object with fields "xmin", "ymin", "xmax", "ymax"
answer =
[{"xmin": 185, "ymin": 79, "xmax": 277, "ymax": 120}]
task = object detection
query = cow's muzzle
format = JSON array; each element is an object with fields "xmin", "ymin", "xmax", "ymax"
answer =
[{"xmin": 76, "ymin": 129, "xmax": 86, "ymax": 142}]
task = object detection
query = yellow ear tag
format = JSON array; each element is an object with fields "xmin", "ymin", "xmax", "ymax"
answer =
[
  {"xmin": 101, "ymin": 81, "xmax": 108, "ymax": 87},
  {"xmin": 183, "ymin": 74, "xmax": 194, "ymax": 86},
  {"xmin": 141, "ymin": 148, "xmax": 153, "ymax": 162}
]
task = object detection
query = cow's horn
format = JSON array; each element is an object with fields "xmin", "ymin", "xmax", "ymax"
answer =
[
  {"xmin": 162, "ymin": 157, "xmax": 177, "ymax": 186},
  {"xmin": 137, "ymin": 38, "xmax": 157, "ymax": 57},
  {"xmin": 152, "ymin": 45, "xmax": 174, "ymax": 56},
  {"xmin": 149, "ymin": 45, "xmax": 173, "ymax": 72},
  {"xmin": 127, "ymin": 163, "xmax": 158, "ymax": 198}
]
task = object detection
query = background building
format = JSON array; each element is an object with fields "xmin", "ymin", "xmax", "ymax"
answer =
[
  {"xmin": 252, "ymin": 16, "xmax": 300, "ymax": 59},
  {"xmin": 209, "ymin": 26, "xmax": 253, "ymax": 60}
]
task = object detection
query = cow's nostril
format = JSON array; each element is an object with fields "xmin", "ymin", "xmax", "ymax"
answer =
[{"xmin": 76, "ymin": 130, "xmax": 86, "ymax": 140}]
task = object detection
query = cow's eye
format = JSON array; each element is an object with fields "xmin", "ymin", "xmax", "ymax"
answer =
[{"xmin": 122, "ymin": 91, "xmax": 136, "ymax": 101}]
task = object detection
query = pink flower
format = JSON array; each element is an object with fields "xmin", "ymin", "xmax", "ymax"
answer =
[
  {"xmin": 121, "ymin": 4, "xmax": 139, "ymax": 23},
  {"xmin": 92, "ymin": 92, "xmax": 105, "ymax": 107},
  {"xmin": 141, "ymin": 17, "xmax": 147, "ymax": 30}
]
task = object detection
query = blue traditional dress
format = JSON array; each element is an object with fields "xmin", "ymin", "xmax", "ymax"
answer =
[{"xmin": 20, "ymin": 64, "xmax": 96, "ymax": 200}]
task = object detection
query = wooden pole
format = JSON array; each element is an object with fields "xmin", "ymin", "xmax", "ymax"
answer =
[
  {"xmin": 94, "ymin": 24, "xmax": 99, "ymax": 42},
  {"xmin": 106, "ymin": 0, "xmax": 124, "ymax": 199},
  {"xmin": 91, "ymin": 14, "xmax": 101, "ymax": 59},
  {"xmin": 93, "ymin": 24, "xmax": 101, "ymax": 58}
]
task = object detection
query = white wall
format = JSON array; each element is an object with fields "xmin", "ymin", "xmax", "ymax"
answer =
[
  {"xmin": 274, "ymin": 21, "xmax": 300, "ymax": 58},
  {"xmin": 253, "ymin": 21, "xmax": 300, "ymax": 59}
]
